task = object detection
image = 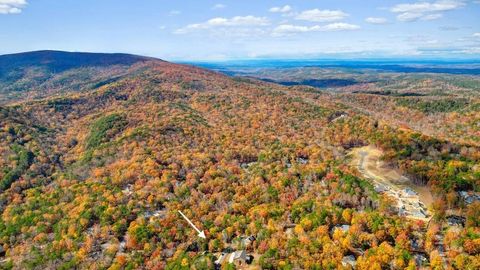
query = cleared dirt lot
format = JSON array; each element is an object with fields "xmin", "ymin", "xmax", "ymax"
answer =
[{"xmin": 350, "ymin": 145, "xmax": 433, "ymax": 220}]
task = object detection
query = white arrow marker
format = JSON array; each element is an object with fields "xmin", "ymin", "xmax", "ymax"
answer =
[{"xmin": 178, "ymin": 210, "xmax": 206, "ymax": 239}]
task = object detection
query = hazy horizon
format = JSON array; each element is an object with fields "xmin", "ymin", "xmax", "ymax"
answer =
[
  {"xmin": 2, "ymin": 50, "xmax": 480, "ymax": 63},
  {"xmin": 1, "ymin": 0, "xmax": 479, "ymax": 61}
]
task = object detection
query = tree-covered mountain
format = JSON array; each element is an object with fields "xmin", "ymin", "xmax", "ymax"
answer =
[{"xmin": 0, "ymin": 51, "xmax": 153, "ymax": 104}]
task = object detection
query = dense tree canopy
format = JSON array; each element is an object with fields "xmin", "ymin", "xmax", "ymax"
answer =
[{"xmin": 0, "ymin": 56, "xmax": 478, "ymax": 269}]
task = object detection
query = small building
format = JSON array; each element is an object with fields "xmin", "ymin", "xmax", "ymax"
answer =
[
  {"xmin": 215, "ymin": 250, "xmax": 253, "ymax": 267},
  {"xmin": 296, "ymin": 157, "xmax": 309, "ymax": 165},
  {"xmin": 404, "ymin": 188, "xmax": 417, "ymax": 197},
  {"xmin": 143, "ymin": 209, "xmax": 165, "ymax": 219},
  {"xmin": 411, "ymin": 238, "xmax": 422, "ymax": 251},
  {"xmin": 342, "ymin": 255, "xmax": 356, "ymax": 267},
  {"xmin": 446, "ymin": 215, "xmax": 466, "ymax": 227},
  {"xmin": 328, "ymin": 111, "xmax": 348, "ymax": 122},
  {"xmin": 413, "ymin": 253, "xmax": 428, "ymax": 266},
  {"xmin": 118, "ymin": 240, "xmax": 126, "ymax": 253},
  {"xmin": 242, "ymin": 235, "xmax": 256, "ymax": 247},
  {"xmin": 215, "ymin": 252, "xmax": 228, "ymax": 265},
  {"xmin": 374, "ymin": 185, "xmax": 387, "ymax": 193},
  {"xmin": 122, "ymin": 184, "xmax": 133, "ymax": 196},
  {"xmin": 459, "ymin": 191, "xmax": 480, "ymax": 205},
  {"xmin": 240, "ymin": 162, "xmax": 256, "ymax": 170},
  {"xmin": 228, "ymin": 250, "xmax": 247, "ymax": 264},
  {"xmin": 411, "ymin": 210, "xmax": 426, "ymax": 219}
]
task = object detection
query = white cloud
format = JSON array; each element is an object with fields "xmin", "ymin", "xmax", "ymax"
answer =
[
  {"xmin": 212, "ymin": 4, "xmax": 226, "ymax": 10},
  {"xmin": 269, "ymin": 5, "xmax": 292, "ymax": 13},
  {"xmin": 365, "ymin": 17, "xmax": 388, "ymax": 24},
  {"xmin": 273, "ymin": 23, "xmax": 360, "ymax": 36},
  {"xmin": 0, "ymin": 0, "xmax": 27, "ymax": 14},
  {"xmin": 295, "ymin": 9, "xmax": 348, "ymax": 22},
  {"xmin": 416, "ymin": 39, "xmax": 439, "ymax": 45},
  {"xmin": 397, "ymin": 12, "xmax": 444, "ymax": 21},
  {"xmin": 439, "ymin": 26, "xmax": 459, "ymax": 31},
  {"xmin": 322, "ymin": 23, "xmax": 360, "ymax": 31},
  {"xmin": 175, "ymin": 16, "xmax": 270, "ymax": 34},
  {"xmin": 391, "ymin": 0, "xmax": 464, "ymax": 13},
  {"xmin": 273, "ymin": 25, "xmax": 313, "ymax": 35},
  {"xmin": 391, "ymin": 0, "xmax": 465, "ymax": 22},
  {"xmin": 422, "ymin": 13, "xmax": 443, "ymax": 20},
  {"xmin": 406, "ymin": 35, "xmax": 440, "ymax": 46},
  {"xmin": 396, "ymin": 12, "xmax": 424, "ymax": 21},
  {"xmin": 473, "ymin": 33, "xmax": 480, "ymax": 37},
  {"xmin": 169, "ymin": 10, "xmax": 181, "ymax": 16}
]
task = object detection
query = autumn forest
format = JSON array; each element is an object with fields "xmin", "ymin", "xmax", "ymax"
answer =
[{"xmin": 0, "ymin": 51, "xmax": 479, "ymax": 270}]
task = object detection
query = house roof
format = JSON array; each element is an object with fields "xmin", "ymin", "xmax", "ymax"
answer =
[{"xmin": 228, "ymin": 250, "xmax": 247, "ymax": 263}]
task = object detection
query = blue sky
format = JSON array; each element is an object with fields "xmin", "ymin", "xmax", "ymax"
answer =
[{"xmin": 0, "ymin": 0, "xmax": 479, "ymax": 60}]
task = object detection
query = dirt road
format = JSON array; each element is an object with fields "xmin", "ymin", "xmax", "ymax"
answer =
[{"xmin": 350, "ymin": 145, "xmax": 433, "ymax": 221}]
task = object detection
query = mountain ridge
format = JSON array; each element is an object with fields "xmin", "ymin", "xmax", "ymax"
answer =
[
  {"xmin": 0, "ymin": 50, "xmax": 169, "ymax": 105},
  {"xmin": 0, "ymin": 50, "xmax": 156, "ymax": 72}
]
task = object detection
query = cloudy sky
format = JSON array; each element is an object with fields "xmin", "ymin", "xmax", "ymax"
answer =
[{"xmin": 0, "ymin": 0, "xmax": 479, "ymax": 60}]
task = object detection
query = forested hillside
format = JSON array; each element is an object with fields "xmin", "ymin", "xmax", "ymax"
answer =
[
  {"xmin": 0, "ymin": 51, "xmax": 152, "ymax": 105},
  {"xmin": 228, "ymin": 66, "xmax": 480, "ymax": 147},
  {"xmin": 0, "ymin": 52, "xmax": 478, "ymax": 269}
]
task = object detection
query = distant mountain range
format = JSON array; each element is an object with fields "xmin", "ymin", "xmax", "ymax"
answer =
[{"xmin": 189, "ymin": 59, "xmax": 480, "ymax": 75}]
